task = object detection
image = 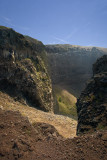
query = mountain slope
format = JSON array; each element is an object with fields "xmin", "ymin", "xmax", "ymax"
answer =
[
  {"xmin": 0, "ymin": 26, "xmax": 77, "ymax": 137},
  {"xmin": 53, "ymin": 85, "xmax": 77, "ymax": 119},
  {"xmin": 0, "ymin": 26, "xmax": 53, "ymax": 112},
  {"xmin": 77, "ymin": 55, "xmax": 107, "ymax": 135},
  {"xmin": 0, "ymin": 91, "xmax": 77, "ymax": 138}
]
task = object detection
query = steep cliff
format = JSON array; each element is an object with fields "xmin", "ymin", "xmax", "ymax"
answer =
[
  {"xmin": 0, "ymin": 26, "xmax": 53, "ymax": 112},
  {"xmin": 46, "ymin": 44, "xmax": 107, "ymax": 97},
  {"xmin": 77, "ymin": 55, "xmax": 107, "ymax": 135}
]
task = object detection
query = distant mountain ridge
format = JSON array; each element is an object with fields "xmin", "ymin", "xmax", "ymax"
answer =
[{"xmin": 46, "ymin": 44, "xmax": 107, "ymax": 97}]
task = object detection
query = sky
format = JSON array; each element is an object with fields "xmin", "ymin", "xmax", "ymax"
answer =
[{"xmin": 0, "ymin": 0, "xmax": 107, "ymax": 47}]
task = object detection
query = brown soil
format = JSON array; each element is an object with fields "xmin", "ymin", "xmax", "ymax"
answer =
[
  {"xmin": 0, "ymin": 108, "xmax": 107, "ymax": 160},
  {"xmin": 0, "ymin": 91, "xmax": 77, "ymax": 138}
]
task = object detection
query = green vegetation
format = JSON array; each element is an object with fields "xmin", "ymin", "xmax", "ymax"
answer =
[
  {"xmin": 58, "ymin": 96, "xmax": 62, "ymax": 102},
  {"xmin": 54, "ymin": 85, "xmax": 77, "ymax": 119}
]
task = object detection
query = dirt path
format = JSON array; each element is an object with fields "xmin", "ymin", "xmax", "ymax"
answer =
[{"xmin": 0, "ymin": 91, "xmax": 77, "ymax": 138}]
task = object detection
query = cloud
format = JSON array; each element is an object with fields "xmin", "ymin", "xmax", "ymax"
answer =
[
  {"xmin": 2, "ymin": 16, "xmax": 11, "ymax": 22},
  {"xmin": 65, "ymin": 22, "xmax": 90, "ymax": 41},
  {"xmin": 0, "ymin": 16, "xmax": 16, "ymax": 27},
  {"xmin": 0, "ymin": 16, "xmax": 29, "ymax": 31},
  {"xmin": 65, "ymin": 28, "xmax": 79, "ymax": 40},
  {"xmin": 52, "ymin": 36, "xmax": 69, "ymax": 43}
]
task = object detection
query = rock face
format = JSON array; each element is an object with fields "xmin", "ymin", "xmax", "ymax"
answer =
[
  {"xmin": 46, "ymin": 44, "xmax": 107, "ymax": 97},
  {"xmin": 0, "ymin": 26, "xmax": 53, "ymax": 112},
  {"xmin": 77, "ymin": 55, "xmax": 107, "ymax": 135}
]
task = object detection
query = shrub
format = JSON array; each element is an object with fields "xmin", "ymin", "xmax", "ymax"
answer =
[{"xmin": 58, "ymin": 96, "xmax": 62, "ymax": 102}]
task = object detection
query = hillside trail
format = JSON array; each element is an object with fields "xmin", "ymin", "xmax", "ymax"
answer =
[{"xmin": 0, "ymin": 91, "xmax": 77, "ymax": 138}]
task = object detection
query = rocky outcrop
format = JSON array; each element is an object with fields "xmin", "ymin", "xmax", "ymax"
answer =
[
  {"xmin": 93, "ymin": 55, "xmax": 107, "ymax": 75},
  {"xmin": 46, "ymin": 44, "xmax": 107, "ymax": 97},
  {"xmin": 77, "ymin": 55, "xmax": 107, "ymax": 135},
  {"xmin": 0, "ymin": 26, "xmax": 53, "ymax": 112}
]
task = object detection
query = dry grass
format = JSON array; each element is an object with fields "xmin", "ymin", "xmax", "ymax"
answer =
[{"xmin": 0, "ymin": 91, "xmax": 77, "ymax": 138}]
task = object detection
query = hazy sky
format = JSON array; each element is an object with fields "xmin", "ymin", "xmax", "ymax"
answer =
[{"xmin": 0, "ymin": 0, "xmax": 107, "ymax": 47}]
